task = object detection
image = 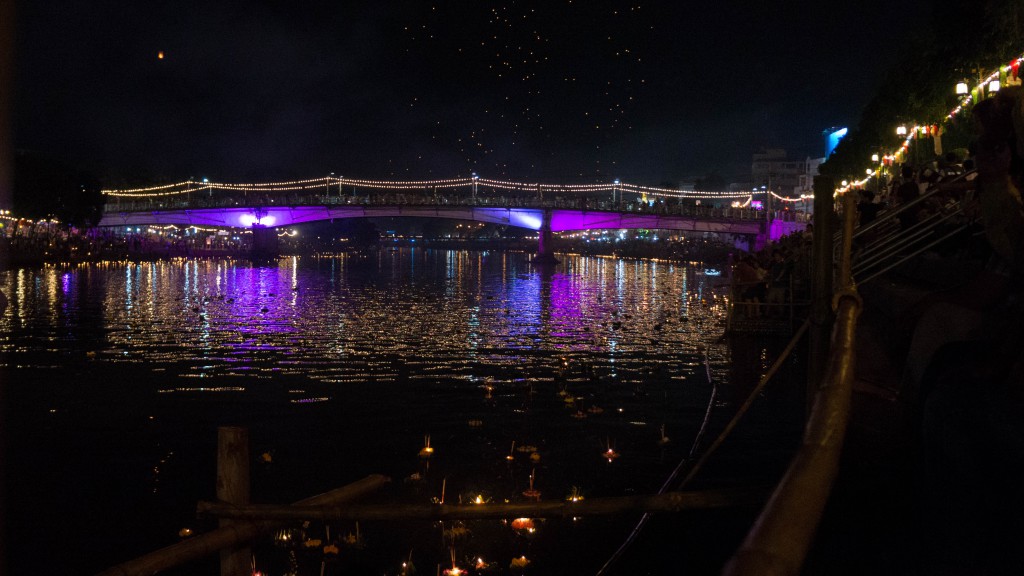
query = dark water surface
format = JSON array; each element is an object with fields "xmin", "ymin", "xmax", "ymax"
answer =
[{"xmin": 0, "ymin": 250, "xmax": 803, "ymax": 575}]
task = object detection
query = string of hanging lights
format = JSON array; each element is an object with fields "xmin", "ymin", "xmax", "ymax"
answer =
[{"xmin": 837, "ymin": 52, "xmax": 1024, "ymax": 195}]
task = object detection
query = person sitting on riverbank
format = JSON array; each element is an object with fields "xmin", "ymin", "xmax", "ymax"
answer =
[
  {"xmin": 765, "ymin": 249, "xmax": 793, "ymax": 317},
  {"xmin": 893, "ymin": 165, "xmax": 923, "ymax": 230},
  {"xmin": 732, "ymin": 254, "xmax": 766, "ymax": 318},
  {"xmin": 913, "ymin": 85, "xmax": 1024, "ymax": 575}
]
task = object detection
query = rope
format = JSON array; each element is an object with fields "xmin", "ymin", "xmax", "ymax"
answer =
[
  {"xmin": 594, "ymin": 317, "xmax": 810, "ymax": 575},
  {"xmin": 594, "ymin": 347, "xmax": 719, "ymax": 576}
]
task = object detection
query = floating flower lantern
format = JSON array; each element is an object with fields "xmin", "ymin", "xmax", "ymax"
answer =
[
  {"xmin": 510, "ymin": 555, "xmax": 531, "ymax": 570},
  {"xmin": 419, "ymin": 435, "xmax": 434, "ymax": 458},
  {"xmin": 506, "ymin": 441, "xmax": 516, "ymax": 461},
  {"xmin": 603, "ymin": 439, "xmax": 620, "ymax": 462},
  {"xmin": 443, "ymin": 522, "xmax": 470, "ymax": 541},
  {"xmin": 522, "ymin": 469, "xmax": 541, "ymax": 500},
  {"xmin": 566, "ymin": 486, "xmax": 585, "ymax": 502},
  {"xmin": 343, "ymin": 522, "xmax": 364, "ymax": 548},
  {"xmin": 442, "ymin": 548, "xmax": 462, "ymax": 575},
  {"xmin": 658, "ymin": 424, "xmax": 670, "ymax": 446},
  {"xmin": 587, "ymin": 405, "xmax": 604, "ymax": 414},
  {"xmin": 529, "ymin": 452, "xmax": 540, "ymax": 463},
  {"xmin": 510, "ymin": 517, "xmax": 535, "ymax": 533}
]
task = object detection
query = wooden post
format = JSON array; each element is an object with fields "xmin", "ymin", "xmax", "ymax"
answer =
[
  {"xmin": 217, "ymin": 427, "xmax": 250, "ymax": 576},
  {"xmin": 807, "ymin": 175, "xmax": 835, "ymax": 411}
]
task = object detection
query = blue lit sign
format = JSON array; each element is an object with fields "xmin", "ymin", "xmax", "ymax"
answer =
[{"xmin": 825, "ymin": 127, "xmax": 847, "ymax": 158}]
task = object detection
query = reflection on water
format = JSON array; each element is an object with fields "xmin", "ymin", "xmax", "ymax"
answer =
[{"xmin": 0, "ymin": 249, "xmax": 783, "ymax": 575}]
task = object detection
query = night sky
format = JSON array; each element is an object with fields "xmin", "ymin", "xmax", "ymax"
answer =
[{"xmin": 14, "ymin": 1, "xmax": 927, "ymax": 186}]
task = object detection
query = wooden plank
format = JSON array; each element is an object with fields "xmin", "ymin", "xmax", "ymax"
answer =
[
  {"xmin": 196, "ymin": 486, "xmax": 767, "ymax": 522},
  {"xmin": 96, "ymin": 475, "xmax": 389, "ymax": 576}
]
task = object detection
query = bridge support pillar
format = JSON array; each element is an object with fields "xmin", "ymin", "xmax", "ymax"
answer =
[
  {"xmin": 754, "ymin": 221, "xmax": 769, "ymax": 252},
  {"xmin": 250, "ymin": 225, "xmax": 279, "ymax": 261},
  {"xmin": 534, "ymin": 209, "xmax": 559, "ymax": 265}
]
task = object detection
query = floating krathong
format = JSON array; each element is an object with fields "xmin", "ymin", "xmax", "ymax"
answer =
[
  {"xmin": 442, "ymin": 548, "xmax": 462, "ymax": 575},
  {"xmin": 522, "ymin": 468, "xmax": 541, "ymax": 500},
  {"xmin": 566, "ymin": 486, "xmax": 585, "ymax": 502},
  {"xmin": 419, "ymin": 434, "xmax": 434, "ymax": 458},
  {"xmin": 603, "ymin": 439, "xmax": 620, "ymax": 461},
  {"xmin": 510, "ymin": 517, "xmax": 535, "ymax": 533},
  {"xmin": 658, "ymin": 423, "xmax": 671, "ymax": 446}
]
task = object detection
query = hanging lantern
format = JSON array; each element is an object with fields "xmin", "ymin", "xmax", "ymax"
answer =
[
  {"xmin": 955, "ymin": 80, "xmax": 969, "ymax": 95},
  {"xmin": 896, "ymin": 125, "xmax": 907, "ymax": 136},
  {"xmin": 988, "ymin": 79, "xmax": 1001, "ymax": 93},
  {"xmin": 871, "ymin": 153, "xmax": 879, "ymax": 162}
]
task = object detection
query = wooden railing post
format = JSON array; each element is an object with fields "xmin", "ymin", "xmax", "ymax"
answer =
[{"xmin": 217, "ymin": 427, "xmax": 250, "ymax": 576}]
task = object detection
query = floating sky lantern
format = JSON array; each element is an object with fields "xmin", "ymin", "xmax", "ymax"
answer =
[{"xmin": 510, "ymin": 556, "xmax": 531, "ymax": 570}]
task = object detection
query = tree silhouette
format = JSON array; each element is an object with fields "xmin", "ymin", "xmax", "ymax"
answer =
[{"xmin": 14, "ymin": 151, "xmax": 104, "ymax": 226}]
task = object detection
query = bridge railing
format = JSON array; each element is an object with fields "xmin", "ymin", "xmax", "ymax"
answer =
[{"xmin": 102, "ymin": 192, "xmax": 809, "ymax": 225}]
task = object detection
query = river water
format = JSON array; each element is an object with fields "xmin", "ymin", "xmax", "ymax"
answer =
[{"xmin": 0, "ymin": 249, "xmax": 803, "ymax": 575}]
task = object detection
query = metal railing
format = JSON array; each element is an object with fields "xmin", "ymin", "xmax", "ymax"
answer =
[
  {"xmin": 836, "ymin": 171, "xmax": 976, "ymax": 286},
  {"xmin": 723, "ymin": 190, "xmax": 862, "ymax": 576},
  {"xmin": 101, "ymin": 191, "xmax": 808, "ymax": 224}
]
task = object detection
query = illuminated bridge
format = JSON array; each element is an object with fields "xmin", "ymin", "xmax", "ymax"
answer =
[{"xmin": 99, "ymin": 176, "xmax": 810, "ymax": 259}]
